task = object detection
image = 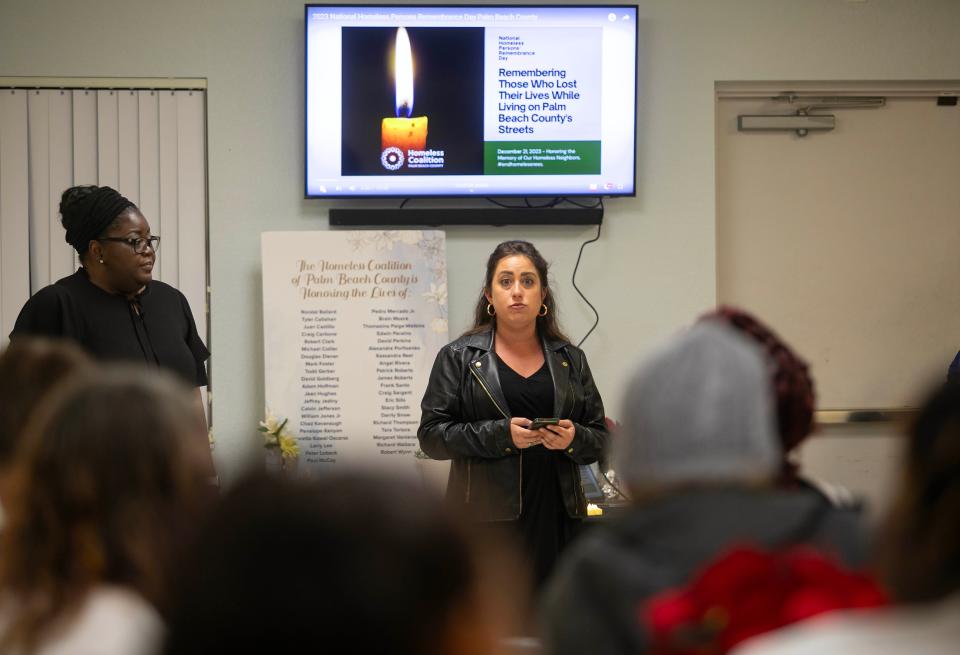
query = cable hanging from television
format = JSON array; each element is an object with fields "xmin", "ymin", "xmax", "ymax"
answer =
[{"xmin": 571, "ymin": 202, "xmax": 603, "ymax": 348}]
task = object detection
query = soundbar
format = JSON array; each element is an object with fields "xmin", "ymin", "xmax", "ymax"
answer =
[{"xmin": 329, "ymin": 207, "xmax": 603, "ymax": 227}]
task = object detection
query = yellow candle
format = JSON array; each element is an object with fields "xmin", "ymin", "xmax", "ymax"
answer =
[
  {"xmin": 381, "ymin": 27, "xmax": 428, "ymax": 164},
  {"xmin": 381, "ymin": 116, "xmax": 428, "ymax": 154}
]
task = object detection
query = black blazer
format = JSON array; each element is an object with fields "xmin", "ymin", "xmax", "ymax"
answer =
[{"xmin": 418, "ymin": 329, "xmax": 608, "ymax": 521}]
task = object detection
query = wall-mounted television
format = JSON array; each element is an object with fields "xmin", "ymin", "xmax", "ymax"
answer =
[{"xmin": 305, "ymin": 4, "xmax": 638, "ymax": 198}]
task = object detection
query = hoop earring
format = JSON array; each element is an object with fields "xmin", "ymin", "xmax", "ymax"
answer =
[
  {"xmin": 538, "ymin": 304, "xmax": 549, "ymax": 317},
  {"xmin": 486, "ymin": 304, "xmax": 495, "ymax": 317}
]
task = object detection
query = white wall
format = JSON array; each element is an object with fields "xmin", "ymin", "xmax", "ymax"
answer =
[{"xmin": 2, "ymin": 0, "xmax": 959, "ymax": 489}]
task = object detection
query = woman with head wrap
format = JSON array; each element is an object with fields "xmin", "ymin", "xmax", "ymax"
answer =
[{"xmin": 9, "ymin": 185, "xmax": 213, "ymax": 475}]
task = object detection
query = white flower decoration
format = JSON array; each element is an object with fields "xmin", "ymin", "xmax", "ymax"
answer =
[{"xmin": 422, "ymin": 282, "xmax": 447, "ymax": 306}]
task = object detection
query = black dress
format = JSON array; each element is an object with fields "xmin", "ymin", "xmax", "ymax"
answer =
[
  {"xmin": 497, "ymin": 355, "xmax": 581, "ymax": 589},
  {"xmin": 10, "ymin": 268, "xmax": 208, "ymax": 387}
]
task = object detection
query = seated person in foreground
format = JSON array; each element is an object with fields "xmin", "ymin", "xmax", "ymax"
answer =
[
  {"xmin": 540, "ymin": 321, "xmax": 869, "ymax": 655},
  {"xmin": 0, "ymin": 366, "xmax": 212, "ymax": 655},
  {"xmin": 733, "ymin": 379, "xmax": 960, "ymax": 655},
  {"xmin": 163, "ymin": 471, "xmax": 529, "ymax": 655},
  {"xmin": 0, "ymin": 337, "xmax": 91, "ymax": 511}
]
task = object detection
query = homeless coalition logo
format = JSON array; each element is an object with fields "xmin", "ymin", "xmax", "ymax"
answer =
[
  {"xmin": 381, "ymin": 147, "xmax": 404, "ymax": 170},
  {"xmin": 380, "ymin": 147, "xmax": 446, "ymax": 171}
]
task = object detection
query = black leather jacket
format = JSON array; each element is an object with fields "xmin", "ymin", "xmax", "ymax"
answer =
[{"xmin": 418, "ymin": 329, "xmax": 608, "ymax": 521}]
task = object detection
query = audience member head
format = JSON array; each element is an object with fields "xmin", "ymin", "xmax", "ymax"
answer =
[
  {"xmin": 614, "ymin": 321, "xmax": 779, "ymax": 496},
  {"xmin": 0, "ymin": 366, "xmax": 211, "ymax": 651},
  {"xmin": 0, "ymin": 337, "xmax": 92, "ymax": 469},
  {"xmin": 164, "ymin": 472, "xmax": 524, "ymax": 655},
  {"xmin": 700, "ymin": 306, "xmax": 816, "ymax": 483},
  {"xmin": 878, "ymin": 380, "xmax": 960, "ymax": 603}
]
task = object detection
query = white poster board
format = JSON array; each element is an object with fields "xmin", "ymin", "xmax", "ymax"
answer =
[{"xmin": 262, "ymin": 230, "xmax": 448, "ymax": 475}]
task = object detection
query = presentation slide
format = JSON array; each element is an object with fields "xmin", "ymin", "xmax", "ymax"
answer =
[{"xmin": 306, "ymin": 5, "xmax": 638, "ymax": 197}]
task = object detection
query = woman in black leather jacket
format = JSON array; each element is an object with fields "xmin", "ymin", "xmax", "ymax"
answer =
[{"xmin": 418, "ymin": 240, "xmax": 608, "ymax": 587}]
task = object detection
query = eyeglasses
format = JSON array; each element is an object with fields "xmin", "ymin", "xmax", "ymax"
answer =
[{"xmin": 97, "ymin": 236, "xmax": 161, "ymax": 254}]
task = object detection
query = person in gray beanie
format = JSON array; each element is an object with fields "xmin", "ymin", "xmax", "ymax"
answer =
[
  {"xmin": 614, "ymin": 321, "xmax": 779, "ymax": 490},
  {"xmin": 540, "ymin": 321, "xmax": 869, "ymax": 655}
]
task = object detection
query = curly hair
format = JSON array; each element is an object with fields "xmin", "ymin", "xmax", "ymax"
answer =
[
  {"xmin": 0, "ymin": 366, "xmax": 210, "ymax": 652},
  {"xmin": 701, "ymin": 306, "xmax": 816, "ymax": 452}
]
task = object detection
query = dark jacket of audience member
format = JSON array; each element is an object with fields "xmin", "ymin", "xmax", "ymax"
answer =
[
  {"xmin": 541, "ymin": 322, "xmax": 869, "ymax": 655},
  {"xmin": 163, "ymin": 471, "xmax": 527, "ymax": 655},
  {"xmin": 0, "ymin": 366, "xmax": 211, "ymax": 654}
]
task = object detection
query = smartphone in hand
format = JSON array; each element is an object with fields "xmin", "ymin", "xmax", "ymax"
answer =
[{"xmin": 529, "ymin": 418, "xmax": 560, "ymax": 430}]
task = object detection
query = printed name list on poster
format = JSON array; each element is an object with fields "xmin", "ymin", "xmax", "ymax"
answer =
[{"xmin": 261, "ymin": 231, "xmax": 448, "ymax": 475}]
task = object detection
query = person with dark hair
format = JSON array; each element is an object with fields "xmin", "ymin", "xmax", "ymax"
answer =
[
  {"xmin": 418, "ymin": 240, "xmax": 608, "ymax": 589},
  {"xmin": 163, "ymin": 472, "xmax": 525, "ymax": 655},
  {"xmin": 541, "ymin": 322, "xmax": 869, "ymax": 655},
  {"xmin": 733, "ymin": 380, "xmax": 960, "ymax": 655},
  {"xmin": 0, "ymin": 337, "xmax": 92, "ymax": 508},
  {"xmin": 10, "ymin": 185, "xmax": 213, "ymax": 475},
  {"xmin": 0, "ymin": 366, "xmax": 212, "ymax": 655},
  {"xmin": 700, "ymin": 306, "xmax": 857, "ymax": 506}
]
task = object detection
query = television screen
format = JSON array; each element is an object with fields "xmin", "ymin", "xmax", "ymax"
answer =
[{"xmin": 306, "ymin": 4, "xmax": 638, "ymax": 198}]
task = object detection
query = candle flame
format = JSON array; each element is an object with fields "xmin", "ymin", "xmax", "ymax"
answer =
[{"xmin": 394, "ymin": 27, "xmax": 414, "ymax": 118}]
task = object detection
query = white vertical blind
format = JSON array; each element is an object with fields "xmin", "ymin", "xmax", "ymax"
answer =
[
  {"xmin": 138, "ymin": 90, "xmax": 161, "ymax": 281},
  {"xmin": 27, "ymin": 90, "xmax": 52, "ymax": 291},
  {"xmin": 158, "ymin": 91, "xmax": 180, "ymax": 288},
  {"xmin": 48, "ymin": 91, "xmax": 76, "ymax": 285},
  {"xmin": 71, "ymin": 90, "xmax": 97, "ymax": 185},
  {"xmin": 176, "ymin": 91, "xmax": 207, "ymax": 344},
  {"xmin": 117, "ymin": 90, "xmax": 140, "ymax": 207},
  {"xmin": 0, "ymin": 91, "xmax": 31, "ymax": 346},
  {"xmin": 0, "ymin": 85, "xmax": 208, "ymax": 367},
  {"xmin": 96, "ymin": 90, "xmax": 119, "ymax": 190}
]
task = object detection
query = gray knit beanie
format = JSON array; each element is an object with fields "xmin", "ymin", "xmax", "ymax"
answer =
[{"xmin": 614, "ymin": 321, "xmax": 779, "ymax": 489}]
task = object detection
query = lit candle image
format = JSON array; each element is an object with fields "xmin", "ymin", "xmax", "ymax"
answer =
[{"xmin": 381, "ymin": 27, "xmax": 428, "ymax": 159}]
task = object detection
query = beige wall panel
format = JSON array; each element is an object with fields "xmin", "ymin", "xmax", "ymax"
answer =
[
  {"xmin": 717, "ymin": 83, "xmax": 960, "ymax": 518},
  {"xmin": 717, "ymin": 88, "xmax": 960, "ymax": 411}
]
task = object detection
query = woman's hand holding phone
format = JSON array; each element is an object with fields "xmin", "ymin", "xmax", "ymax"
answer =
[
  {"xmin": 510, "ymin": 417, "xmax": 542, "ymax": 450},
  {"xmin": 539, "ymin": 419, "xmax": 576, "ymax": 450}
]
